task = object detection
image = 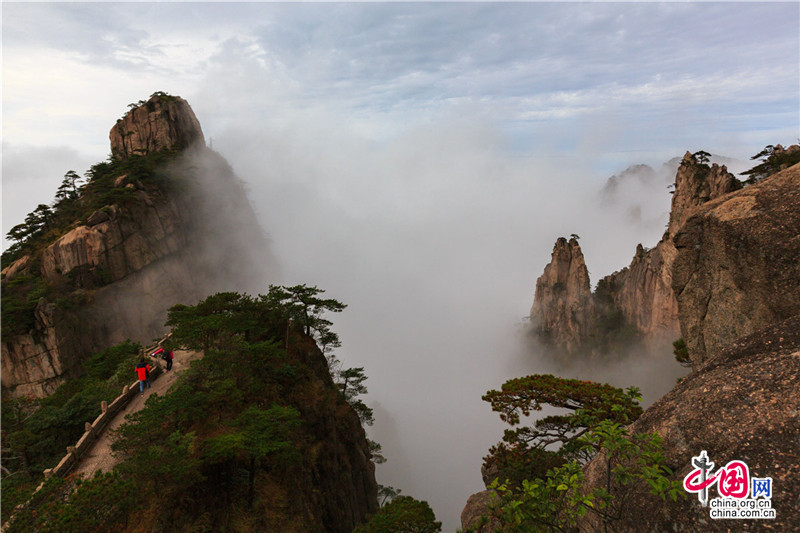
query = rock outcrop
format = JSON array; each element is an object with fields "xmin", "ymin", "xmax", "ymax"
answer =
[
  {"xmin": 110, "ymin": 94, "xmax": 204, "ymax": 160},
  {"xmin": 530, "ymin": 153, "xmax": 742, "ymax": 356},
  {"xmin": 673, "ymin": 161, "xmax": 800, "ymax": 368},
  {"xmin": 461, "ymin": 491, "xmax": 502, "ymax": 532},
  {"xmin": 530, "ymin": 237, "xmax": 593, "ymax": 353},
  {"xmin": 668, "ymin": 152, "xmax": 741, "ymax": 236},
  {"xmin": 580, "ymin": 315, "xmax": 800, "ymax": 532},
  {"xmin": 601, "ymin": 237, "xmax": 678, "ymax": 341},
  {"xmin": 2, "ymin": 95, "xmax": 274, "ymax": 398}
]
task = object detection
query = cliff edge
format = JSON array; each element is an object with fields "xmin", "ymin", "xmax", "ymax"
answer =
[
  {"xmin": 530, "ymin": 152, "xmax": 741, "ymax": 357},
  {"xmin": 1, "ymin": 94, "xmax": 274, "ymax": 398},
  {"xmin": 673, "ymin": 161, "xmax": 800, "ymax": 368}
]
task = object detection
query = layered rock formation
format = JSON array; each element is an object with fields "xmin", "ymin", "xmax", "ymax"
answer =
[
  {"xmin": 673, "ymin": 161, "xmax": 800, "ymax": 368},
  {"xmin": 530, "ymin": 153, "xmax": 741, "ymax": 356},
  {"xmin": 2, "ymin": 94, "xmax": 275, "ymax": 398}
]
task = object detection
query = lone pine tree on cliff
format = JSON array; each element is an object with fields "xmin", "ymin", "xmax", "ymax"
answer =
[{"xmin": 481, "ymin": 374, "xmax": 682, "ymax": 531}]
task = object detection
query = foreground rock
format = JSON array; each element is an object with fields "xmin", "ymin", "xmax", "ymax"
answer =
[
  {"xmin": 461, "ymin": 491, "xmax": 502, "ymax": 532},
  {"xmin": 581, "ymin": 315, "xmax": 800, "ymax": 532},
  {"xmin": 673, "ymin": 161, "xmax": 800, "ymax": 368}
]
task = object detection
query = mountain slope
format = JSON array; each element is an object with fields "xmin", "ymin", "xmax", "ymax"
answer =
[{"xmin": 1, "ymin": 93, "xmax": 276, "ymax": 398}]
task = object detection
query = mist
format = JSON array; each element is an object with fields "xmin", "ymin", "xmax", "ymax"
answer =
[{"xmin": 204, "ymin": 108, "xmax": 688, "ymax": 530}]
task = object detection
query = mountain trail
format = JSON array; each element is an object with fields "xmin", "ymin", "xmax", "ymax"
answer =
[{"xmin": 71, "ymin": 349, "xmax": 203, "ymax": 478}]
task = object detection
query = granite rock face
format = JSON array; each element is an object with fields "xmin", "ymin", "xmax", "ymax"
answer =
[
  {"xmin": 580, "ymin": 315, "xmax": 800, "ymax": 532},
  {"xmin": 2, "ymin": 96, "xmax": 274, "ymax": 398},
  {"xmin": 668, "ymin": 152, "xmax": 741, "ymax": 237},
  {"xmin": 530, "ymin": 237, "xmax": 594, "ymax": 353},
  {"xmin": 673, "ymin": 161, "xmax": 800, "ymax": 368},
  {"xmin": 600, "ymin": 237, "xmax": 679, "ymax": 342},
  {"xmin": 460, "ymin": 490, "xmax": 502, "ymax": 532},
  {"xmin": 110, "ymin": 94, "xmax": 204, "ymax": 160}
]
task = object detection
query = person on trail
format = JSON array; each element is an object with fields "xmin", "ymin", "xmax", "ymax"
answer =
[
  {"xmin": 135, "ymin": 357, "xmax": 151, "ymax": 394},
  {"xmin": 164, "ymin": 348, "xmax": 174, "ymax": 371},
  {"xmin": 153, "ymin": 345, "xmax": 174, "ymax": 371}
]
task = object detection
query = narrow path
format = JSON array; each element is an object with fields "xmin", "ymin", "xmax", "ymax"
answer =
[{"xmin": 72, "ymin": 349, "xmax": 202, "ymax": 477}]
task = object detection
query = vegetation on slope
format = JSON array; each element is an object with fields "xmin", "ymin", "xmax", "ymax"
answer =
[
  {"xmin": 353, "ymin": 496, "xmax": 441, "ymax": 533},
  {"xmin": 4, "ymin": 286, "xmax": 382, "ymax": 533},
  {"xmin": 478, "ymin": 375, "xmax": 683, "ymax": 531},
  {"xmin": 742, "ymin": 143, "xmax": 800, "ymax": 184},
  {"xmin": 1, "ymin": 149, "xmax": 181, "ymax": 337},
  {"xmin": 1, "ymin": 341, "xmax": 143, "ymax": 511}
]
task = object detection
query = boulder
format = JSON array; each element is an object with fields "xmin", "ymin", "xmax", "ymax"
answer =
[{"xmin": 461, "ymin": 490, "xmax": 502, "ymax": 533}]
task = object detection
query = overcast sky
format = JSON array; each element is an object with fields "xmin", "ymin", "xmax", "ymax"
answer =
[{"xmin": 2, "ymin": 2, "xmax": 799, "ymax": 529}]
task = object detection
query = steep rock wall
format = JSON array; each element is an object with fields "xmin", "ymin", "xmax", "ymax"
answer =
[
  {"xmin": 110, "ymin": 94, "xmax": 204, "ymax": 160},
  {"xmin": 580, "ymin": 315, "xmax": 800, "ymax": 532},
  {"xmin": 673, "ymin": 161, "xmax": 800, "ymax": 367},
  {"xmin": 530, "ymin": 153, "xmax": 740, "ymax": 355},
  {"xmin": 530, "ymin": 237, "xmax": 593, "ymax": 353},
  {"xmin": 2, "ymin": 96, "xmax": 274, "ymax": 399},
  {"xmin": 668, "ymin": 153, "xmax": 741, "ymax": 236}
]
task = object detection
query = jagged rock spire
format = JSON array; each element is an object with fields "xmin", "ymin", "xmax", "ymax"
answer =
[{"xmin": 530, "ymin": 236, "xmax": 593, "ymax": 353}]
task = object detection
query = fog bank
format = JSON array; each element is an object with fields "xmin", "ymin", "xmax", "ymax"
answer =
[{"xmin": 211, "ymin": 110, "xmax": 685, "ymax": 530}]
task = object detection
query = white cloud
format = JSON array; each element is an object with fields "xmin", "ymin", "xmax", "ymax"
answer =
[{"xmin": 2, "ymin": 2, "xmax": 798, "ymax": 528}]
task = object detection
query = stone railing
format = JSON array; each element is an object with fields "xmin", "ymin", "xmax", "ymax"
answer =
[
  {"xmin": 43, "ymin": 367, "xmax": 163, "ymax": 480},
  {"xmin": 2, "ymin": 336, "xmax": 171, "ymax": 531},
  {"xmin": 41, "ymin": 334, "xmax": 170, "ymax": 480}
]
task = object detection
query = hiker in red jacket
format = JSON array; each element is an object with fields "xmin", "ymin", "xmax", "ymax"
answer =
[{"xmin": 135, "ymin": 358, "xmax": 151, "ymax": 395}]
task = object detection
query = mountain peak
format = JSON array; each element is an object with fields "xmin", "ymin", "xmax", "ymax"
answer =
[{"xmin": 109, "ymin": 92, "xmax": 204, "ymax": 160}]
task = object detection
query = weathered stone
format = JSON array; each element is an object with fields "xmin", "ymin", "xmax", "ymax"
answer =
[
  {"xmin": 110, "ymin": 94, "xmax": 204, "ymax": 160},
  {"xmin": 668, "ymin": 153, "xmax": 741, "ymax": 237},
  {"xmin": 1, "ymin": 254, "xmax": 32, "ymax": 281},
  {"xmin": 580, "ymin": 315, "xmax": 800, "ymax": 532},
  {"xmin": 673, "ymin": 161, "xmax": 800, "ymax": 367},
  {"xmin": 530, "ymin": 237, "xmax": 593, "ymax": 352},
  {"xmin": 599, "ymin": 236, "xmax": 679, "ymax": 343},
  {"xmin": 461, "ymin": 490, "xmax": 502, "ymax": 532},
  {"xmin": 86, "ymin": 209, "xmax": 110, "ymax": 227}
]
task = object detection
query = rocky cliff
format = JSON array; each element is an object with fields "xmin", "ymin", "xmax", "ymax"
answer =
[
  {"xmin": 110, "ymin": 93, "xmax": 204, "ymax": 160},
  {"xmin": 530, "ymin": 237, "xmax": 593, "ymax": 353},
  {"xmin": 468, "ymin": 155, "xmax": 800, "ymax": 531},
  {"xmin": 530, "ymin": 152, "xmax": 741, "ymax": 356},
  {"xmin": 1, "ymin": 94, "xmax": 275, "ymax": 398},
  {"xmin": 673, "ymin": 160, "xmax": 800, "ymax": 368},
  {"xmin": 580, "ymin": 314, "xmax": 800, "ymax": 532}
]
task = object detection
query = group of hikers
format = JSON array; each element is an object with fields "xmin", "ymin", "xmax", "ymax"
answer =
[{"xmin": 134, "ymin": 344, "xmax": 175, "ymax": 394}]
